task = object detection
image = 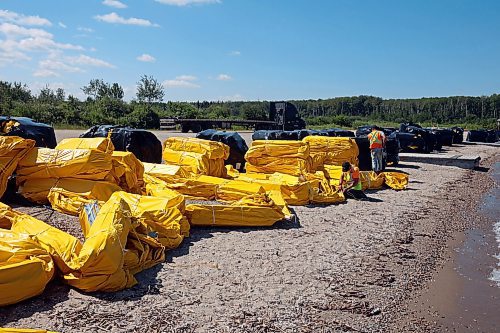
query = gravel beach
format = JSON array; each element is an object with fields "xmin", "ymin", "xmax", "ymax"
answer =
[{"xmin": 0, "ymin": 130, "xmax": 498, "ymax": 332}]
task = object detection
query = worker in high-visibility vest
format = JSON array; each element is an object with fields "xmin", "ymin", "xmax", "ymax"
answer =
[
  {"xmin": 367, "ymin": 125, "xmax": 386, "ymax": 174},
  {"xmin": 339, "ymin": 161, "xmax": 367, "ymax": 200}
]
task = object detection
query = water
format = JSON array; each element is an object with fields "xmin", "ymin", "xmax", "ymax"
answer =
[{"xmin": 485, "ymin": 162, "xmax": 500, "ymax": 287}]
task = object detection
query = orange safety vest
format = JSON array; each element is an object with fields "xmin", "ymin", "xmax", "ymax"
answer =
[
  {"xmin": 341, "ymin": 166, "xmax": 362, "ymax": 190},
  {"xmin": 368, "ymin": 130, "xmax": 385, "ymax": 149}
]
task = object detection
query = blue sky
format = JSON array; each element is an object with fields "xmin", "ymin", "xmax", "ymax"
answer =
[{"xmin": 0, "ymin": 0, "xmax": 499, "ymax": 101}]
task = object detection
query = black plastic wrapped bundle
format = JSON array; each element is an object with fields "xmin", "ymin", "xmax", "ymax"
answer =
[
  {"xmin": 196, "ymin": 129, "xmax": 249, "ymax": 170},
  {"xmin": 354, "ymin": 137, "xmax": 375, "ymax": 171},
  {"xmin": 320, "ymin": 128, "xmax": 355, "ymax": 137},
  {"xmin": 450, "ymin": 127, "xmax": 464, "ymax": 144},
  {"xmin": 80, "ymin": 125, "xmax": 162, "ymax": 163},
  {"xmin": 466, "ymin": 130, "xmax": 499, "ymax": 143},
  {"xmin": 0, "ymin": 116, "xmax": 56, "ymax": 148},
  {"xmin": 252, "ymin": 130, "xmax": 309, "ymax": 141},
  {"xmin": 399, "ymin": 125, "xmax": 436, "ymax": 153}
]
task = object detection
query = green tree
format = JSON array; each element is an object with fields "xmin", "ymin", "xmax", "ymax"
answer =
[
  {"xmin": 38, "ymin": 85, "xmax": 56, "ymax": 103},
  {"xmin": 56, "ymin": 88, "xmax": 65, "ymax": 102},
  {"xmin": 81, "ymin": 79, "xmax": 104, "ymax": 100},
  {"xmin": 109, "ymin": 83, "xmax": 124, "ymax": 100},
  {"xmin": 136, "ymin": 75, "xmax": 164, "ymax": 104},
  {"xmin": 82, "ymin": 79, "xmax": 124, "ymax": 101}
]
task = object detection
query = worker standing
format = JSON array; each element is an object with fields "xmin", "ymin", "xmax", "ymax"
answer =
[
  {"xmin": 339, "ymin": 161, "xmax": 367, "ymax": 200},
  {"xmin": 368, "ymin": 125, "xmax": 386, "ymax": 174}
]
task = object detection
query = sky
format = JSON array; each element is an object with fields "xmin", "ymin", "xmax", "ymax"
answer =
[{"xmin": 0, "ymin": 0, "xmax": 499, "ymax": 102}]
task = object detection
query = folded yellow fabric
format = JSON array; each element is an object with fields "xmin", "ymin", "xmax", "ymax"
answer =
[
  {"xmin": 81, "ymin": 191, "xmax": 189, "ymax": 250},
  {"xmin": 162, "ymin": 137, "xmax": 229, "ymax": 178},
  {"xmin": 0, "ymin": 224, "xmax": 54, "ymax": 306},
  {"xmin": 245, "ymin": 140, "xmax": 312, "ymax": 176},
  {"xmin": 163, "ymin": 137, "xmax": 229, "ymax": 160},
  {"xmin": 109, "ymin": 151, "xmax": 144, "ymax": 193},
  {"xmin": 185, "ymin": 193, "xmax": 285, "ymax": 227},
  {"xmin": 0, "ymin": 136, "xmax": 36, "ymax": 197},
  {"xmin": 20, "ymin": 178, "xmax": 120, "ymax": 209},
  {"xmin": 10, "ymin": 194, "xmax": 164, "ymax": 292},
  {"xmin": 359, "ymin": 171, "xmax": 385, "ymax": 190},
  {"xmin": 55, "ymin": 137, "xmax": 114, "ymax": 153},
  {"xmin": 383, "ymin": 172, "xmax": 409, "ymax": 190},
  {"xmin": 143, "ymin": 162, "xmax": 190, "ymax": 180},
  {"xmin": 16, "ymin": 148, "xmax": 113, "ymax": 185},
  {"xmin": 303, "ymin": 136, "xmax": 359, "ymax": 169}
]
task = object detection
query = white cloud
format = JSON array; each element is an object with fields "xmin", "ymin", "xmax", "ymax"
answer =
[
  {"xmin": 94, "ymin": 12, "xmax": 159, "ymax": 27},
  {"xmin": 103, "ymin": 0, "xmax": 128, "ymax": 9},
  {"xmin": 33, "ymin": 69, "xmax": 59, "ymax": 77},
  {"xmin": 77, "ymin": 26, "xmax": 94, "ymax": 33},
  {"xmin": 33, "ymin": 53, "xmax": 115, "ymax": 77},
  {"xmin": 68, "ymin": 54, "xmax": 115, "ymax": 68},
  {"xmin": 0, "ymin": 10, "xmax": 52, "ymax": 26},
  {"xmin": 0, "ymin": 23, "xmax": 53, "ymax": 39},
  {"xmin": 216, "ymin": 74, "xmax": 232, "ymax": 81},
  {"xmin": 0, "ymin": 23, "xmax": 83, "ymax": 55},
  {"xmin": 229, "ymin": 50, "xmax": 240, "ymax": 56},
  {"xmin": 163, "ymin": 75, "xmax": 200, "ymax": 88},
  {"xmin": 58, "ymin": 22, "xmax": 67, "ymax": 29},
  {"xmin": 39, "ymin": 58, "xmax": 83, "ymax": 73},
  {"xmin": 155, "ymin": 0, "xmax": 221, "ymax": 6},
  {"xmin": 0, "ymin": 40, "xmax": 31, "ymax": 66},
  {"xmin": 137, "ymin": 53, "xmax": 156, "ymax": 62},
  {"xmin": 17, "ymin": 37, "xmax": 84, "ymax": 51}
]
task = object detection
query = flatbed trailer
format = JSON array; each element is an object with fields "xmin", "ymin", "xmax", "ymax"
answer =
[
  {"xmin": 160, "ymin": 101, "xmax": 306, "ymax": 133},
  {"xmin": 160, "ymin": 118, "xmax": 278, "ymax": 132}
]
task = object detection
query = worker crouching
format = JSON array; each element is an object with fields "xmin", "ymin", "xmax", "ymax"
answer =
[{"xmin": 339, "ymin": 161, "xmax": 367, "ymax": 200}]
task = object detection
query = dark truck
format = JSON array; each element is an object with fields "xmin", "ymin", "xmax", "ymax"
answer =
[{"xmin": 160, "ymin": 101, "xmax": 306, "ymax": 133}]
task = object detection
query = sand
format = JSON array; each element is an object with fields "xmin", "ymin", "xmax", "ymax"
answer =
[{"xmin": 1, "ymin": 130, "xmax": 499, "ymax": 332}]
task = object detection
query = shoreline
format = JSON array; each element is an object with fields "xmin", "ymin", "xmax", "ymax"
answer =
[{"xmin": 385, "ymin": 152, "xmax": 500, "ymax": 332}]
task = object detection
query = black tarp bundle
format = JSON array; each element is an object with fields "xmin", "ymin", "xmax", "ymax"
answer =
[
  {"xmin": 355, "ymin": 125, "xmax": 372, "ymax": 137},
  {"xmin": 426, "ymin": 128, "xmax": 454, "ymax": 146},
  {"xmin": 399, "ymin": 123, "xmax": 436, "ymax": 153},
  {"xmin": 0, "ymin": 116, "xmax": 56, "ymax": 148},
  {"xmin": 466, "ymin": 130, "xmax": 499, "ymax": 143},
  {"xmin": 354, "ymin": 137, "xmax": 376, "ymax": 171},
  {"xmin": 252, "ymin": 128, "xmax": 354, "ymax": 141},
  {"xmin": 196, "ymin": 129, "xmax": 248, "ymax": 170},
  {"xmin": 252, "ymin": 130, "xmax": 310, "ymax": 141},
  {"xmin": 80, "ymin": 125, "xmax": 162, "ymax": 163},
  {"xmin": 385, "ymin": 133, "xmax": 400, "ymax": 166},
  {"xmin": 318, "ymin": 128, "xmax": 355, "ymax": 137},
  {"xmin": 395, "ymin": 132, "xmax": 428, "ymax": 153},
  {"xmin": 451, "ymin": 127, "xmax": 464, "ymax": 144}
]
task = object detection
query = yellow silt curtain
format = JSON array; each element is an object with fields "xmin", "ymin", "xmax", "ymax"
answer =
[
  {"xmin": 16, "ymin": 148, "xmax": 113, "ymax": 185},
  {"xmin": 7, "ymin": 194, "xmax": 165, "ymax": 292},
  {"xmin": 0, "ymin": 218, "xmax": 55, "ymax": 306},
  {"xmin": 55, "ymin": 137, "xmax": 115, "ymax": 153},
  {"xmin": 302, "ymin": 136, "xmax": 359, "ymax": 170},
  {"xmin": 185, "ymin": 193, "xmax": 286, "ymax": 227},
  {"xmin": 0, "ymin": 136, "xmax": 36, "ymax": 198},
  {"xmin": 162, "ymin": 137, "xmax": 229, "ymax": 178},
  {"xmin": 245, "ymin": 140, "xmax": 312, "ymax": 176}
]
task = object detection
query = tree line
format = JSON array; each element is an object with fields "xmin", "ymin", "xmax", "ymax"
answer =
[{"xmin": 0, "ymin": 77, "xmax": 498, "ymax": 129}]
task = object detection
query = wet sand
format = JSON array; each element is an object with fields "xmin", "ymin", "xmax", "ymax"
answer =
[{"xmin": 389, "ymin": 151, "xmax": 500, "ymax": 333}]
